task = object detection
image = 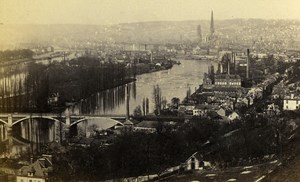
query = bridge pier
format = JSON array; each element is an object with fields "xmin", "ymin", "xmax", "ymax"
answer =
[
  {"xmin": 83, "ymin": 120, "xmax": 88, "ymax": 137},
  {"xmin": 20, "ymin": 121, "xmax": 26, "ymax": 139},
  {"xmin": 64, "ymin": 109, "xmax": 71, "ymax": 141},
  {"xmin": 0, "ymin": 124, "xmax": 5, "ymax": 141},
  {"xmin": 7, "ymin": 114, "xmax": 13, "ymax": 146},
  {"xmin": 0, "ymin": 113, "xmax": 126, "ymax": 143},
  {"xmin": 48, "ymin": 121, "xmax": 56, "ymax": 142}
]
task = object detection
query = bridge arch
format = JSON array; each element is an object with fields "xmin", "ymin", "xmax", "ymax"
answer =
[
  {"xmin": 70, "ymin": 118, "xmax": 87, "ymax": 127},
  {"xmin": 12, "ymin": 116, "xmax": 64, "ymax": 126},
  {"xmin": 69, "ymin": 117, "xmax": 125, "ymax": 128},
  {"xmin": 0, "ymin": 119, "xmax": 8, "ymax": 125}
]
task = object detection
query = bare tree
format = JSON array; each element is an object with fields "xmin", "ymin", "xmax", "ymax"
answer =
[
  {"xmin": 146, "ymin": 98, "xmax": 149, "ymax": 115},
  {"xmin": 161, "ymin": 97, "xmax": 167, "ymax": 110},
  {"xmin": 153, "ymin": 85, "xmax": 162, "ymax": 115},
  {"xmin": 142, "ymin": 98, "xmax": 146, "ymax": 116}
]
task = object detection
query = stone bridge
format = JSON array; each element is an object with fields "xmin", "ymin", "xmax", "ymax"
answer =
[
  {"xmin": 0, "ymin": 113, "xmax": 126, "ymax": 143},
  {"xmin": 0, "ymin": 113, "xmax": 126, "ymax": 127}
]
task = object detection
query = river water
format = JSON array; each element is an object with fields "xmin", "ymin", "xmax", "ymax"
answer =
[{"xmin": 74, "ymin": 59, "xmax": 216, "ymax": 115}]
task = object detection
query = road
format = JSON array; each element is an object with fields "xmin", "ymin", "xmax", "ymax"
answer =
[{"xmin": 166, "ymin": 160, "xmax": 280, "ymax": 182}]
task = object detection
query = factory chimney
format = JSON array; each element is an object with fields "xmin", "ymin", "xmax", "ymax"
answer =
[
  {"xmin": 125, "ymin": 84, "xmax": 130, "ymax": 120},
  {"xmin": 227, "ymin": 53, "xmax": 230, "ymax": 75},
  {"xmin": 150, "ymin": 52, "xmax": 153, "ymax": 63},
  {"xmin": 246, "ymin": 49, "xmax": 250, "ymax": 79},
  {"xmin": 232, "ymin": 52, "xmax": 237, "ymax": 75},
  {"xmin": 208, "ymin": 65, "xmax": 211, "ymax": 75}
]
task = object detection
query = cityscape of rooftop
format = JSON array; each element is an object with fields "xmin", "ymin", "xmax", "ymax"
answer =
[{"xmin": 0, "ymin": 1, "xmax": 300, "ymax": 182}]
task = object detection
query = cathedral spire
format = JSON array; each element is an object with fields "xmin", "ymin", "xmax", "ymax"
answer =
[{"xmin": 210, "ymin": 10, "xmax": 215, "ymax": 36}]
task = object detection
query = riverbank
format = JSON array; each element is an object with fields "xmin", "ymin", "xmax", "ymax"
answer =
[{"xmin": 134, "ymin": 60, "xmax": 176, "ymax": 75}]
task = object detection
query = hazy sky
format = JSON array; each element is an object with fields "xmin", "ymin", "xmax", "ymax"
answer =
[{"xmin": 1, "ymin": 0, "xmax": 300, "ymax": 24}]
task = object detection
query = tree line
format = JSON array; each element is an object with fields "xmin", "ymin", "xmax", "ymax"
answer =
[
  {"xmin": 47, "ymin": 110, "xmax": 297, "ymax": 181},
  {"xmin": 0, "ymin": 49, "xmax": 33, "ymax": 62},
  {"xmin": 0, "ymin": 56, "xmax": 136, "ymax": 113}
]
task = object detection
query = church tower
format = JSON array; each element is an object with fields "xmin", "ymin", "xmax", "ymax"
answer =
[{"xmin": 210, "ymin": 10, "xmax": 215, "ymax": 36}]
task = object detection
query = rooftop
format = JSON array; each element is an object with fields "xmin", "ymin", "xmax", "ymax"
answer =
[
  {"xmin": 215, "ymin": 74, "xmax": 241, "ymax": 79},
  {"xmin": 18, "ymin": 156, "xmax": 53, "ymax": 178}
]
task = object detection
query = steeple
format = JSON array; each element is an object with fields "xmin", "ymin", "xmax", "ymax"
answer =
[{"xmin": 210, "ymin": 10, "xmax": 215, "ymax": 36}]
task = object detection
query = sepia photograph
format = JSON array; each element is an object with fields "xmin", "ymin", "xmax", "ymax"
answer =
[{"xmin": 0, "ymin": 0, "xmax": 300, "ymax": 181}]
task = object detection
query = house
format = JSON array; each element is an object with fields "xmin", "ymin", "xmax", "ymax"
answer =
[
  {"xmin": 217, "ymin": 108, "xmax": 226, "ymax": 117},
  {"xmin": 247, "ymin": 87, "xmax": 263, "ymax": 100},
  {"xmin": 183, "ymin": 152, "xmax": 212, "ymax": 171},
  {"xmin": 228, "ymin": 111, "xmax": 240, "ymax": 121},
  {"xmin": 123, "ymin": 119, "xmax": 134, "ymax": 127},
  {"xmin": 120, "ymin": 119, "xmax": 135, "ymax": 133},
  {"xmin": 0, "ymin": 173, "xmax": 8, "ymax": 182},
  {"xmin": 283, "ymin": 93, "xmax": 300, "ymax": 110},
  {"xmin": 266, "ymin": 103, "xmax": 280, "ymax": 116},
  {"xmin": 178, "ymin": 104, "xmax": 195, "ymax": 115},
  {"xmin": 207, "ymin": 111, "xmax": 223, "ymax": 120},
  {"xmin": 133, "ymin": 120, "xmax": 158, "ymax": 133},
  {"xmin": 192, "ymin": 104, "xmax": 214, "ymax": 116},
  {"xmin": 16, "ymin": 155, "xmax": 53, "ymax": 182},
  {"xmin": 184, "ymin": 152, "xmax": 202, "ymax": 170}
]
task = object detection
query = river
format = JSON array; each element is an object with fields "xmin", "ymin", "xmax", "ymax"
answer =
[{"xmin": 74, "ymin": 59, "xmax": 216, "ymax": 115}]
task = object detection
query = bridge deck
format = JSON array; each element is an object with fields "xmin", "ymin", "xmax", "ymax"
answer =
[{"xmin": 0, "ymin": 113, "xmax": 126, "ymax": 118}]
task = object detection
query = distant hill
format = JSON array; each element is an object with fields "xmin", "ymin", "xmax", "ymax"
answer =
[{"xmin": 1, "ymin": 19, "xmax": 300, "ymax": 50}]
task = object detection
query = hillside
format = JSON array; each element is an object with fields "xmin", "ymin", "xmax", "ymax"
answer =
[{"xmin": 1, "ymin": 19, "xmax": 300, "ymax": 50}]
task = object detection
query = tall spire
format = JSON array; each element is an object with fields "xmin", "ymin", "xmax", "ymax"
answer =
[{"xmin": 210, "ymin": 10, "xmax": 215, "ymax": 36}]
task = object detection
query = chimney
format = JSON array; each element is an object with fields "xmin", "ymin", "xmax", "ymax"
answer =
[
  {"xmin": 145, "ymin": 44, "xmax": 147, "ymax": 51},
  {"xmin": 220, "ymin": 62, "xmax": 223, "ymax": 73},
  {"xmin": 291, "ymin": 93, "xmax": 294, "ymax": 99},
  {"xmin": 227, "ymin": 53, "xmax": 230, "ymax": 75},
  {"xmin": 246, "ymin": 49, "xmax": 250, "ymax": 79},
  {"xmin": 233, "ymin": 52, "xmax": 237, "ymax": 75},
  {"xmin": 126, "ymin": 84, "xmax": 130, "ymax": 120}
]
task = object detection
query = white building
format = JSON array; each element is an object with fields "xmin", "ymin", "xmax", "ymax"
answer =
[
  {"xmin": 183, "ymin": 152, "xmax": 212, "ymax": 171},
  {"xmin": 228, "ymin": 111, "xmax": 240, "ymax": 121},
  {"xmin": 16, "ymin": 155, "xmax": 53, "ymax": 182},
  {"xmin": 283, "ymin": 94, "xmax": 300, "ymax": 110},
  {"xmin": 184, "ymin": 152, "xmax": 202, "ymax": 170}
]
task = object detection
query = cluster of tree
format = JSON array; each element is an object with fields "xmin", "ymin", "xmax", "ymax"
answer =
[
  {"xmin": 133, "ymin": 97, "xmax": 150, "ymax": 117},
  {"xmin": 152, "ymin": 85, "xmax": 168, "ymax": 115},
  {"xmin": 50, "ymin": 118, "xmax": 220, "ymax": 181},
  {"xmin": 0, "ymin": 57, "xmax": 137, "ymax": 113},
  {"xmin": 0, "ymin": 63, "xmax": 50, "ymax": 112},
  {"xmin": 44, "ymin": 108, "xmax": 298, "ymax": 181},
  {"xmin": 0, "ymin": 49, "xmax": 33, "ymax": 62}
]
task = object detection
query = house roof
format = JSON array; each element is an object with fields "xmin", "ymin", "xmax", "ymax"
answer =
[
  {"xmin": 18, "ymin": 156, "xmax": 52, "ymax": 178},
  {"xmin": 213, "ymin": 87, "xmax": 241, "ymax": 92},
  {"xmin": 123, "ymin": 119, "xmax": 134, "ymax": 125},
  {"xmin": 207, "ymin": 111, "xmax": 222, "ymax": 119},
  {"xmin": 215, "ymin": 74, "xmax": 241, "ymax": 79},
  {"xmin": 135, "ymin": 120, "xmax": 159, "ymax": 128},
  {"xmin": 194, "ymin": 104, "xmax": 215, "ymax": 110},
  {"xmin": 185, "ymin": 152, "xmax": 203, "ymax": 162},
  {"xmin": 217, "ymin": 108, "xmax": 227, "ymax": 118}
]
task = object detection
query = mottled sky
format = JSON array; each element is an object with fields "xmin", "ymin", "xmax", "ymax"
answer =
[{"xmin": 1, "ymin": 0, "xmax": 300, "ymax": 24}]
